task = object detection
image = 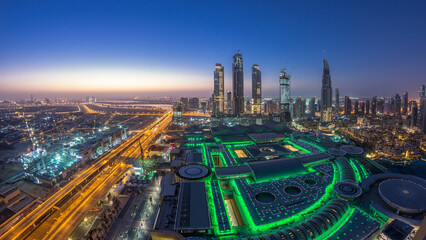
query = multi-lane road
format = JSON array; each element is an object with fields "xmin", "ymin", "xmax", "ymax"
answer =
[{"xmin": 0, "ymin": 110, "xmax": 172, "ymax": 240}]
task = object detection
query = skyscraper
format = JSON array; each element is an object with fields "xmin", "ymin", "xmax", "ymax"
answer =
[
  {"xmin": 321, "ymin": 59, "xmax": 332, "ymax": 123},
  {"xmin": 189, "ymin": 98, "xmax": 199, "ymax": 109},
  {"xmin": 403, "ymin": 92, "xmax": 408, "ymax": 115},
  {"xmin": 335, "ymin": 88, "xmax": 340, "ymax": 115},
  {"xmin": 232, "ymin": 53, "xmax": 244, "ymax": 116},
  {"xmin": 226, "ymin": 91, "xmax": 232, "ymax": 115},
  {"xmin": 394, "ymin": 94, "xmax": 401, "ymax": 115},
  {"xmin": 366, "ymin": 99, "xmax": 370, "ymax": 115},
  {"xmin": 251, "ymin": 64, "xmax": 262, "ymax": 115},
  {"xmin": 371, "ymin": 96, "xmax": 377, "ymax": 115},
  {"xmin": 344, "ymin": 96, "xmax": 351, "ymax": 116},
  {"xmin": 390, "ymin": 97, "xmax": 395, "ymax": 115},
  {"xmin": 420, "ymin": 85, "xmax": 425, "ymax": 99},
  {"xmin": 180, "ymin": 97, "xmax": 189, "ymax": 112},
  {"xmin": 213, "ymin": 63, "xmax": 224, "ymax": 117},
  {"xmin": 411, "ymin": 102, "xmax": 418, "ymax": 128},
  {"xmin": 279, "ymin": 69, "xmax": 292, "ymax": 123},
  {"xmin": 309, "ymin": 97, "xmax": 316, "ymax": 117},
  {"xmin": 354, "ymin": 100, "xmax": 359, "ymax": 115},
  {"xmin": 420, "ymin": 98, "xmax": 426, "ymax": 134}
]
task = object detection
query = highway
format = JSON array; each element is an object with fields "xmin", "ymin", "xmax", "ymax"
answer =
[{"xmin": 0, "ymin": 110, "xmax": 173, "ymax": 240}]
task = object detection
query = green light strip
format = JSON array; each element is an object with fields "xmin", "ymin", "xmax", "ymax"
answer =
[
  {"xmin": 316, "ymin": 207, "xmax": 356, "ymax": 240},
  {"xmin": 348, "ymin": 158, "xmax": 362, "ymax": 183}
]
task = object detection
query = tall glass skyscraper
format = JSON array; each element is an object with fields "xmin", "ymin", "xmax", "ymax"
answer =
[
  {"xmin": 251, "ymin": 64, "xmax": 261, "ymax": 115},
  {"xmin": 403, "ymin": 92, "xmax": 408, "ymax": 116},
  {"xmin": 232, "ymin": 53, "xmax": 244, "ymax": 116},
  {"xmin": 279, "ymin": 69, "xmax": 292, "ymax": 123},
  {"xmin": 335, "ymin": 88, "xmax": 339, "ymax": 115},
  {"xmin": 213, "ymin": 63, "xmax": 224, "ymax": 117},
  {"xmin": 420, "ymin": 85, "xmax": 425, "ymax": 99},
  {"xmin": 321, "ymin": 59, "xmax": 332, "ymax": 123},
  {"xmin": 371, "ymin": 96, "xmax": 377, "ymax": 115}
]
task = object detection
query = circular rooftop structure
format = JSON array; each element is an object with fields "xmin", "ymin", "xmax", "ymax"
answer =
[
  {"xmin": 378, "ymin": 179, "xmax": 426, "ymax": 214},
  {"xmin": 255, "ymin": 192, "xmax": 276, "ymax": 204},
  {"xmin": 340, "ymin": 145, "xmax": 363, "ymax": 155},
  {"xmin": 177, "ymin": 164, "xmax": 210, "ymax": 180},
  {"xmin": 327, "ymin": 148, "xmax": 346, "ymax": 156},
  {"xmin": 334, "ymin": 181, "xmax": 362, "ymax": 199}
]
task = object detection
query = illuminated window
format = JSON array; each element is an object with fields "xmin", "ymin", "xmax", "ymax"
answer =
[{"xmin": 234, "ymin": 149, "xmax": 247, "ymax": 158}]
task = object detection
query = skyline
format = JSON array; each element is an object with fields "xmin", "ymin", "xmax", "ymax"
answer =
[{"xmin": 1, "ymin": 0, "xmax": 426, "ymax": 100}]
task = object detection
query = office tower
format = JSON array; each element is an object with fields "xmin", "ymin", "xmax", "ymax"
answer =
[
  {"xmin": 335, "ymin": 88, "xmax": 340, "ymax": 114},
  {"xmin": 354, "ymin": 100, "xmax": 359, "ymax": 115},
  {"xmin": 394, "ymin": 94, "xmax": 401, "ymax": 115},
  {"xmin": 213, "ymin": 64, "xmax": 224, "ymax": 117},
  {"xmin": 251, "ymin": 64, "xmax": 262, "ymax": 115},
  {"xmin": 189, "ymin": 98, "xmax": 199, "ymax": 109},
  {"xmin": 360, "ymin": 102, "xmax": 365, "ymax": 115},
  {"xmin": 366, "ymin": 99, "xmax": 370, "ymax": 115},
  {"xmin": 294, "ymin": 97, "xmax": 303, "ymax": 119},
  {"xmin": 309, "ymin": 97, "xmax": 316, "ymax": 117},
  {"xmin": 371, "ymin": 96, "xmax": 377, "ymax": 115},
  {"xmin": 226, "ymin": 91, "xmax": 232, "ymax": 115},
  {"xmin": 344, "ymin": 96, "xmax": 351, "ymax": 116},
  {"xmin": 420, "ymin": 98, "xmax": 426, "ymax": 134},
  {"xmin": 320, "ymin": 59, "xmax": 332, "ymax": 123},
  {"xmin": 377, "ymin": 98, "xmax": 385, "ymax": 114},
  {"xmin": 30, "ymin": 94, "xmax": 34, "ymax": 103},
  {"xmin": 411, "ymin": 102, "xmax": 418, "ymax": 128},
  {"xmin": 232, "ymin": 53, "xmax": 244, "ymax": 116},
  {"xmin": 173, "ymin": 103, "xmax": 183, "ymax": 125},
  {"xmin": 403, "ymin": 92, "xmax": 408, "ymax": 115},
  {"xmin": 180, "ymin": 97, "xmax": 189, "ymax": 112},
  {"xmin": 420, "ymin": 85, "xmax": 425, "ymax": 99},
  {"xmin": 279, "ymin": 69, "xmax": 292, "ymax": 123},
  {"xmin": 390, "ymin": 97, "xmax": 395, "ymax": 115}
]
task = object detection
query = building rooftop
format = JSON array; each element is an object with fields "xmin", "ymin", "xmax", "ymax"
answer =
[{"xmin": 175, "ymin": 182, "xmax": 211, "ymax": 230}]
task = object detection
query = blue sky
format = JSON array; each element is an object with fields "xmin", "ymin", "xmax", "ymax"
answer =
[{"xmin": 0, "ymin": 0, "xmax": 425, "ymax": 99}]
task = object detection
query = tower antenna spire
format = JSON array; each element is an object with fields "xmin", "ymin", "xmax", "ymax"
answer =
[{"xmin": 323, "ymin": 50, "xmax": 327, "ymax": 59}]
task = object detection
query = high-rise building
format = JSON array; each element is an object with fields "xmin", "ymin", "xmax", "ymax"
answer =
[
  {"xmin": 321, "ymin": 59, "xmax": 332, "ymax": 123},
  {"xmin": 377, "ymin": 98, "xmax": 385, "ymax": 114},
  {"xmin": 394, "ymin": 94, "xmax": 401, "ymax": 115},
  {"xmin": 294, "ymin": 97, "xmax": 303, "ymax": 119},
  {"xmin": 411, "ymin": 102, "xmax": 418, "ymax": 128},
  {"xmin": 226, "ymin": 91, "xmax": 232, "ymax": 115},
  {"xmin": 189, "ymin": 98, "xmax": 199, "ymax": 109},
  {"xmin": 279, "ymin": 69, "xmax": 292, "ymax": 123},
  {"xmin": 420, "ymin": 98, "xmax": 426, "ymax": 134},
  {"xmin": 403, "ymin": 92, "xmax": 408, "ymax": 115},
  {"xmin": 309, "ymin": 97, "xmax": 316, "ymax": 117},
  {"xmin": 264, "ymin": 100, "xmax": 279, "ymax": 115},
  {"xmin": 232, "ymin": 53, "xmax": 244, "ymax": 116},
  {"xmin": 390, "ymin": 97, "xmax": 395, "ymax": 115},
  {"xmin": 251, "ymin": 64, "xmax": 262, "ymax": 115},
  {"xmin": 360, "ymin": 101, "xmax": 365, "ymax": 116},
  {"xmin": 354, "ymin": 100, "xmax": 359, "ymax": 115},
  {"xmin": 420, "ymin": 85, "xmax": 425, "ymax": 99},
  {"xmin": 213, "ymin": 64, "xmax": 224, "ymax": 117},
  {"xmin": 371, "ymin": 96, "xmax": 377, "ymax": 115},
  {"xmin": 335, "ymin": 88, "xmax": 340, "ymax": 115},
  {"xmin": 180, "ymin": 97, "xmax": 189, "ymax": 111},
  {"xmin": 366, "ymin": 99, "xmax": 370, "ymax": 115},
  {"xmin": 344, "ymin": 96, "xmax": 351, "ymax": 116}
]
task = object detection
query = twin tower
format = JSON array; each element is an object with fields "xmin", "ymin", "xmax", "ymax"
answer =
[{"xmin": 213, "ymin": 53, "xmax": 292, "ymax": 123}]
